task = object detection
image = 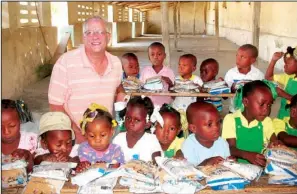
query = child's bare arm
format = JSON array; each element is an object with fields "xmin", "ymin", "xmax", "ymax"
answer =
[
  {"xmin": 227, "ymin": 138, "xmax": 266, "ymax": 167},
  {"xmin": 173, "ymin": 150, "xmax": 184, "ymax": 160},
  {"xmin": 278, "ymin": 132, "xmax": 297, "ymax": 148},
  {"xmin": 152, "ymin": 151, "xmax": 161, "ymax": 164},
  {"xmin": 276, "ymin": 87, "xmax": 292, "ymax": 101},
  {"xmin": 161, "ymin": 76, "xmax": 174, "ymax": 88},
  {"xmin": 199, "ymin": 156, "xmax": 224, "ymax": 166},
  {"xmin": 265, "ymin": 52, "xmax": 284, "ymax": 80},
  {"xmin": 11, "ymin": 149, "xmax": 34, "ymax": 172}
]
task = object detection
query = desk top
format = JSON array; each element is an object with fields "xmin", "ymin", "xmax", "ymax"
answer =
[{"xmin": 128, "ymin": 92, "xmax": 235, "ymax": 97}]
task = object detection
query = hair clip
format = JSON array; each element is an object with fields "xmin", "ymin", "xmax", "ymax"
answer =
[
  {"xmin": 286, "ymin": 53, "xmax": 291, "ymax": 58},
  {"xmin": 146, "ymin": 114, "xmax": 150, "ymax": 123},
  {"xmin": 112, "ymin": 119, "xmax": 118, "ymax": 128}
]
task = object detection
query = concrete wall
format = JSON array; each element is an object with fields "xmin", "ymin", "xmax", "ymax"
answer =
[
  {"xmin": 146, "ymin": 2, "xmax": 206, "ymax": 35},
  {"xmin": 214, "ymin": 2, "xmax": 297, "ymax": 64},
  {"xmin": 116, "ymin": 22, "xmax": 132, "ymax": 42},
  {"xmin": 134, "ymin": 22, "xmax": 142, "ymax": 37},
  {"xmin": 2, "ymin": 27, "xmax": 57, "ymax": 99}
]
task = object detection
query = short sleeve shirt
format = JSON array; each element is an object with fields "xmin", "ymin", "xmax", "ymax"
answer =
[
  {"xmin": 48, "ymin": 46, "xmax": 123, "ymax": 127},
  {"xmin": 222, "ymin": 110, "xmax": 275, "ymax": 144},
  {"xmin": 273, "ymin": 117, "xmax": 294, "ymax": 136},
  {"xmin": 273, "ymin": 73, "xmax": 297, "ymax": 89},
  {"xmin": 224, "ymin": 65, "xmax": 264, "ymax": 112},
  {"xmin": 18, "ymin": 131, "xmax": 38, "ymax": 154},
  {"xmin": 112, "ymin": 132, "xmax": 162, "ymax": 162},
  {"xmin": 181, "ymin": 135, "xmax": 230, "ymax": 166},
  {"xmin": 162, "ymin": 137, "xmax": 185, "ymax": 158}
]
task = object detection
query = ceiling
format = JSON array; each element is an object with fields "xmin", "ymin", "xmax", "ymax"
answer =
[{"xmin": 109, "ymin": 1, "xmax": 176, "ymax": 12}]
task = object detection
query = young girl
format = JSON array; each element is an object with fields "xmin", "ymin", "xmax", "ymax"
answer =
[
  {"xmin": 222, "ymin": 80, "xmax": 281, "ymax": 167},
  {"xmin": 113, "ymin": 96, "xmax": 162, "ymax": 162},
  {"xmin": 76, "ymin": 103, "xmax": 125, "ymax": 172},
  {"xmin": 140, "ymin": 42, "xmax": 175, "ymax": 106},
  {"xmin": 1, "ymin": 99, "xmax": 37, "ymax": 172},
  {"xmin": 273, "ymin": 94, "xmax": 297, "ymax": 149},
  {"xmin": 265, "ymin": 46, "xmax": 297, "ymax": 119},
  {"xmin": 154, "ymin": 104, "xmax": 185, "ymax": 159},
  {"xmin": 34, "ymin": 112, "xmax": 79, "ymax": 165}
]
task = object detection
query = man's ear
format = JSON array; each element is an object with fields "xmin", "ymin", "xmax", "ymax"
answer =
[
  {"xmin": 188, "ymin": 124, "xmax": 197, "ymax": 134},
  {"xmin": 107, "ymin": 32, "xmax": 111, "ymax": 44},
  {"xmin": 40, "ymin": 139, "xmax": 48, "ymax": 150}
]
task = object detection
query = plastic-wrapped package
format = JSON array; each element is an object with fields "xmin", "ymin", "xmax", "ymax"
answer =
[
  {"xmin": 78, "ymin": 176, "xmax": 118, "ymax": 194},
  {"xmin": 222, "ymin": 161, "xmax": 263, "ymax": 180},
  {"xmin": 202, "ymin": 165, "xmax": 250, "ymax": 190},
  {"xmin": 203, "ymin": 81, "xmax": 227, "ymax": 89},
  {"xmin": 265, "ymin": 160, "xmax": 297, "ymax": 177},
  {"xmin": 2, "ymin": 159, "xmax": 28, "ymax": 188},
  {"xmin": 122, "ymin": 77, "xmax": 142, "ymax": 92},
  {"xmin": 265, "ymin": 145, "xmax": 297, "ymax": 164},
  {"xmin": 155, "ymin": 157, "xmax": 206, "ymax": 181},
  {"xmin": 71, "ymin": 167, "xmax": 106, "ymax": 186},
  {"xmin": 120, "ymin": 160, "xmax": 157, "ymax": 184},
  {"xmin": 120, "ymin": 177, "xmax": 157, "ymax": 192},
  {"xmin": 268, "ymin": 175, "xmax": 297, "ymax": 186},
  {"xmin": 143, "ymin": 76, "xmax": 163, "ymax": 91},
  {"xmin": 161, "ymin": 179, "xmax": 205, "ymax": 194},
  {"xmin": 23, "ymin": 177, "xmax": 65, "ymax": 194},
  {"xmin": 30, "ymin": 162, "xmax": 77, "ymax": 181}
]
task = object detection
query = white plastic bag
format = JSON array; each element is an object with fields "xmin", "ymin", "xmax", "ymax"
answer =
[
  {"xmin": 71, "ymin": 167, "xmax": 106, "ymax": 186},
  {"xmin": 222, "ymin": 161, "xmax": 263, "ymax": 180}
]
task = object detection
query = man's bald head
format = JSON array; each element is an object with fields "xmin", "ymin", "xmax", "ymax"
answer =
[{"xmin": 186, "ymin": 101, "xmax": 218, "ymax": 124}]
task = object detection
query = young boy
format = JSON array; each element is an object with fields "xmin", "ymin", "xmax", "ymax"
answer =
[
  {"xmin": 140, "ymin": 42, "xmax": 175, "ymax": 106},
  {"xmin": 172, "ymin": 54, "xmax": 203, "ymax": 112},
  {"xmin": 121, "ymin": 53, "xmax": 140, "ymax": 79},
  {"xmin": 200, "ymin": 58, "xmax": 224, "ymax": 112},
  {"xmin": 224, "ymin": 44, "xmax": 264, "ymax": 113},
  {"xmin": 34, "ymin": 112, "xmax": 79, "ymax": 165},
  {"xmin": 182, "ymin": 102, "xmax": 230, "ymax": 166}
]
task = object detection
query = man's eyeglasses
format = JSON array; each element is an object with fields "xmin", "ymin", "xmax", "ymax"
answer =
[{"xmin": 84, "ymin": 30, "xmax": 108, "ymax": 37}]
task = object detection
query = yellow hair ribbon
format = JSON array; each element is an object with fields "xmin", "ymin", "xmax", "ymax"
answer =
[
  {"xmin": 112, "ymin": 119, "xmax": 118, "ymax": 128},
  {"xmin": 178, "ymin": 109, "xmax": 189, "ymax": 139}
]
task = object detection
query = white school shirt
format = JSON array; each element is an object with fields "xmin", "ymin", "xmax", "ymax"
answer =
[
  {"xmin": 224, "ymin": 65, "xmax": 264, "ymax": 112},
  {"xmin": 112, "ymin": 132, "xmax": 162, "ymax": 162},
  {"xmin": 171, "ymin": 75, "xmax": 203, "ymax": 112}
]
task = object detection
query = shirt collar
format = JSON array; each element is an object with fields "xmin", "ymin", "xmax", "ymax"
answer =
[{"xmin": 179, "ymin": 75, "xmax": 195, "ymax": 81}]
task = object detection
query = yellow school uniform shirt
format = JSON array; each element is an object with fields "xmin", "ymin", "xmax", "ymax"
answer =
[
  {"xmin": 222, "ymin": 110, "xmax": 275, "ymax": 144},
  {"xmin": 167, "ymin": 137, "xmax": 185, "ymax": 154},
  {"xmin": 273, "ymin": 117, "xmax": 292, "ymax": 136},
  {"xmin": 273, "ymin": 73, "xmax": 297, "ymax": 88}
]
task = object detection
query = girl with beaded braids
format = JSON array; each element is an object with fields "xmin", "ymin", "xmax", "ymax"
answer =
[
  {"xmin": 273, "ymin": 94, "xmax": 297, "ymax": 149},
  {"xmin": 222, "ymin": 80, "xmax": 282, "ymax": 167},
  {"xmin": 265, "ymin": 46, "xmax": 297, "ymax": 119},
  {"xmin": 153, "ymin": 103, "xmax": 186, "ymax": 159},
  {"xmin": 113, "ymin": 96, "xmax": 162, "ymax": 163},
  {"xmin": 76, "ymin": 103, "xmax": 125, "ymax": 173}
]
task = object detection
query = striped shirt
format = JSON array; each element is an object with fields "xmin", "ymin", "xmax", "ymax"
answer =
[{"xmin": 48, "ymin": 46, "xmax": 123, "ymax": 127}]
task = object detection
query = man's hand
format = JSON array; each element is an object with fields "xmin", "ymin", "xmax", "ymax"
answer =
[
  {"xmin": 271, "ymin": 52, "xmax": 284, "ymax": 62},
  {"xmin": 75, "ymin": 161, "xmax": 91, "ymax": 173}
]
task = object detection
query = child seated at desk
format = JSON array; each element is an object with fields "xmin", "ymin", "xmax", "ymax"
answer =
[{"xmin": 121, "ymin": 53, "xmax": 140, "ymax": 80}]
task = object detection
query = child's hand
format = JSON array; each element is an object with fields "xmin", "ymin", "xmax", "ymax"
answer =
[
  {"xmin": 161, "ymin": 76, "xmax": 173, "ymax": 87},
  {"xmin": 268, "ymin": 140, "xmax": 284, "ymax": 148},
  {"xmin": 11, "ymin": 149, "xmax": 31, "ymax": 161},
  {"xmin": 271, "ymin": 52, "xmax": 284, "ymax": 62},
  {"xmin": 173, "ymin": 150, "xmax": 185, "ymax": 160},
  {"xmin": 203, "ymin": 156, "xmax": 224, "ymax": 166},
  {"xmin": 245, "ymin": 152, "xmax": 266, "ymax": 167},
  {"xmin": 217, "ymin": 77, "xmax": 224, "ymax": 82},
  {"xmin": 75, "ymin": 161, "xmax": 91, "ymax": 173}
]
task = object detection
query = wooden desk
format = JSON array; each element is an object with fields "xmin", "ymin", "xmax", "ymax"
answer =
[
  {"xmin": 3, "ymin": 176, "xmax": 296, "ymax": 194},
  {"xmin": 128, "ymin": 92, "xmax": 235, "ymax": 98}
]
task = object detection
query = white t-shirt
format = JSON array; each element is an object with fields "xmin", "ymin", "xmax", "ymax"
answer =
[
  {"xmin": 34, "ymin": 144, "xmax": 79, "ymax": 158},
  {"xmin": 171, "ymin": 75, "xmax": 203, "ymax": 112},
  {"xmin": 224, "ymin": 65, "xmax": 264, "ymax": 112},
  {"xmin": 112, "ymin": 132, "xmax": 162, "ymax": 162}
]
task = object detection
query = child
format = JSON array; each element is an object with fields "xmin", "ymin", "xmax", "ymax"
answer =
[
  {"xmin": 75, "ymin": 103, "xmax": 125, "ymax": 172},
  {"xmin": 34, "ymin": 112, "xmax": 79, "ymax": 165},
  {"xmin": 171, "ymin": 54, "xmax": 203, "ymax": 112},
  {"xmin": 224, "ymin": 44, "xmax": 264, "ymax": 113},
  {"xmin": 2, "ymin": 99, "xmax": 37, "ymax": 172},
  {"xmin": 113, "ymin": 96, "xmax": 162, "ymax": 162},
  {"xmin": 222, "ymin": 80, "xmax": 280, "ymax": 167},
  {"xmin": 265, "ymin": 46, "xmax": 297, "ymax": 119},
  {"xmin": 121, "ymin": 53, "xmax": 140, "ymax": 79},
  {"xmin": 182, "ymin": 101, "xmax": 230, "ymax": 166},
  {"xmin": 154, "ymin": 104, "xmax": 185, "ymax": 159},
  {"xmin": 273, "ymin": 94, "xmax": 297, "ymax": 149},
  {"xmin": 140, "ymin": 42, "xmax": 175, "ymax": 106},
  {"xmin": 200, "ymin": 58, "xmax": 224, "ymax": 112}
]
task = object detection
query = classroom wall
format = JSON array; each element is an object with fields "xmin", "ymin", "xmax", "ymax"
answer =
[
  {"xmin": 146, "ymin": 2, "xmax": 206, "ymax": 35},
  {"xmin": 116, "ymin": 22, "xmax": 132, "ymax": 42},
  {"xmin": 134, "ymin": 22, "xmax": 142, "ymax": 37},
  {"xmin": 2, "ymin": 27, "xmax": 57, "ymax": 99},
  {"xmin": 213, "ymin": 2, "xmax": 297, "ymax": 64}
]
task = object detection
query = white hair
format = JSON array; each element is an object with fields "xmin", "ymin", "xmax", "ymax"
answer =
[{"xmin": 82, "ymin": 16, "xmax": 108, "ymax": 33}]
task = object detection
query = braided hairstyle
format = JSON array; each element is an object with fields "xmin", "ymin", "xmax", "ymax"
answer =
[
  {"xmin": 284, "ymin": 46, "xmax": 297, "ymax": 61},
  {"xmin": 2, "ymin": 99, "xmax": 32, "ymax": 123}
]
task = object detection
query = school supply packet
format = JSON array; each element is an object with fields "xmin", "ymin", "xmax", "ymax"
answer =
[
  {"xmin": 30, "ymin": 161, "xmax": 77, "ymax": 181},
  {"xmin": 155, "ymin": 156, "xmax": 206, "ymax": 181},
  {"xmin": 2, "ymin": 158, "xmax": 28, "ymax": 188},
  {"xmin": 142, "ymin": 76, "xmax": 164, "ymax": 91},
  {"xmin": 23, "ymin": 177, "xmax": 65, "ymax": 194}
]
